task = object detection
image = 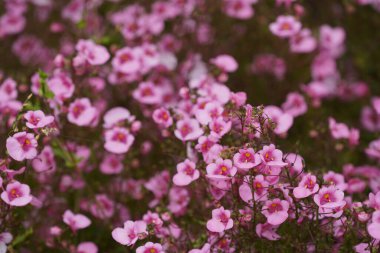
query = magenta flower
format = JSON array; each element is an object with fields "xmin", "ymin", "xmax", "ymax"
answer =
[
  {"xmin": 77, "ymin": 242, "xmax": 98, "ymax": 253},
  {"xmin": 313, "ymin": 186, "xmax": 345, "ymax": 209},
  {"xmin": 173, "ymin": 159, "xmax": 200, "ymax": 186},
  {"xmin": 104, "ymin": 127, "xmax": 135, "ymax": 154},
  {"xmin": 262, "ymin": 199, "xmax": 289, "ymax": 226},
  {"xmin": 75, "ymin": 39, "xmax": 110, "ymax": 66},
  {"xmin": 174, "ymin": 118, "xmax": 204, "ymax": 142},
  {"xmin": 153, "ymin": 107, "xmax": 173, "ymax": 128},
  {"xmin": 239, "ymin": 174, "xmax": 269, "ymax": 203},
  {"xmin": 111, "ymin": 220, "xmax": 147, "ymax": 246},
  {"xmin": 63, "ymin": 210, "xmax": 91, "ymax": 231},
  {"xmin": 269, "ymin": 15, "xmax": 301, "ymax": 38},
  {"xmin": 112, "ymin": 47, "xmax": 141, "ymax": 74},
  {"xmin": 233, "ymin": 148, "xmax": 261, "ymax": 171},
  {"xmin": 136, "ymin": 242, "xmax": 164, "ymax": 253},
  {"xmin": 1, "ymin": 181, "xmax": 32, "ymax": 206},
  {"xmin": 67, "ymin": 98, "xmax": 96, "ymax": 126},
  {"xmin": 24, "ymin": 110, "xmax": 54, "ymax": 129},
  {"xmin": 206, "ymin": 158, "xmax": 237, "ymax": 190},
  {"xmin": 6, "ymin": 132, "xmax": 38, "ymax": 161},
  {"xmin": 206, "ymin": 206, "xmax": 233, "ymax": 233},
  {"xmin": 293, "ymin": 173, "xmax": 319, "ymax": 199},
  {"xmin": 31, "ymin": 145, "xmax": 56, "ymax": 173}
]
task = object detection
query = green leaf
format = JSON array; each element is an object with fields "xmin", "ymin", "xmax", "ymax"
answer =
[
  {"xmin": 11, "ymin": 227, "xmax": 33, "ymax": 247},
  {"xmin": 38, "ymin": 69, "xmax": 54, "ymax": 99}
]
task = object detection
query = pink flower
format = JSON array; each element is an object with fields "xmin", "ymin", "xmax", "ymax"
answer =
[
  {"xmin": 206, "ymin": 158, "xmax": 237, "ymax": 190},
  {"xmin": 63, "ymin": 210, "xmax": 91, "ymax": 231},
  {"xmin": 112, "ymin": 220, "xmax": 147, "ymax": 246},
  {"xmin": 239, "ymin": 174, "xmax": 269, "ymax": 203},
  {"xmin": 195, "ymin": 102, "xmax": 224, "ymax": 125},
  {"xmin": 68, "ymin": 98, "xmax": 97, "ymax": 126},
  {"xmin": 136, "ymin": 242, "xmax": 164, "ymax": 253},
  {"xmin": 6, "ymin": 132, "xmax": 38, "ymax": 161},
  {"xmin": 100, "ymin": 154, "xmax": 123, "ymax": 174},
  {"xmin": 264, "ymin": 106, "xmax": 294, "ymax": 135},
  {"xmin": 103, "ymin": 107, "xmax": 133, "ymax": 129},
  {"xmin": 224, "ymin": 0, "xmax": 256, "ymax": 20},
  {"xmin": 313, "ymin": 186, "xmax": 345, "ymax": 209},
  {"xmin": 328, "ymin": 117, "xmax": 350, "ymax": 139},
  {"xmin": 209, "ymin": 117, "xmax": 231, "ymax": 137},
  {"xmin": 365, "ymin": 138, "xmax": 380, "ymax": 161},
  {"xmin": 133, "ymin": 82, "xmax": 162, "ymax": 105},
  {"xmin": 153, "ymin": 108, "xmax": 173, "ymax": 128},
  {"xmin": 0, "ymin": 78, "xmax": 17, "ymax": 101},
  {"xmin": 75, "ymin": 39, "xmax": 110, "ymax": 66},
  {"xmin": 24, "ymin": 110, "xmax": 54, "ymax": 129},
  {"xmin": 77, "ymin": 242, "xmax": 98, "ymax": 253},
  {"xmin": 256, "ymin": 223, "xmax": 281, "ymax": 241},
  {"xmin": 1, "ymin": 181, "xmax": 32, "ymax": 206},
  {"xmin": 269, "ymin": 15, "xmax": 302, "ymax": 38},
  {"xmin": 174, "ymin": 118, "xmax": 204, "ymax": 142},
  {"xmin": 281, "ymin": 92, "xmax": 308, "ymax": 117},
  {"xmin": 368, "ymin": 211, "xmax": 380, "ymax": 239},
  {"xmin": 323, "ymin": 171, "xmax": 347, "ymax": 191},
  {"xmin": 293, "ymin": 173, "xmax": 319, "ymax": 198},
  {"xmin": 89, "ymin": 194, "xmax": 115, "ymax": 219},
  {"xmin": 259, "ymin": 144, "xmax": 287, "ymax": 167},
  {"xmin": 289, "ymin": 29, "xmax": 317, "ymax": 53},
  {"xmin": 319, "ymin": 25, "xmax": 345, "ymax": 57},
  {"xmin": 173, "ymin": 159, "xmax": 200, "ymax": 186},
  {"xmin": 104, "ymin": 127, "xmax": 135, "ymax": 154},
  {"xmin": 210, "ymin": 54, "xmax": 238, "ymax": 72},
  {"xmin": 233, "ymin": 148, "xmax": 261, "ymax": 171},
  {"xmin": 206, "ymin": 206, "xmax": 233, "ymax": 233},
  {"xmin": 189, "ymin": 243, "xmax": 211, "ymax": 253},
  {"xmin": 262, "ymin": 199, "xmax": 289, "ymax": 225},
  {"xmin": 47, "ymin": 73, "xmax": 75, "ymax": 102},
  {"xmin": 32, "ymin": 146, "xmax": 56, "ymax": 173},
  {"xmin": 112, "ymin": 47, "xmax": 141, "ymax": 74},
  {"xmin": 369, "ymin": 192, "xmax": 380, "ymax": 210}
]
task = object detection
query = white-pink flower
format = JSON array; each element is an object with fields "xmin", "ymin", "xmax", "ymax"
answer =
[
  {"xmin": 75, "ymin": 39, "xmax": 110, "ymax": 66},
  {"xmin": 293, "ymin": 173, "xmax": 319, "ymax": 199},
  {"xmin": 233, "ymin": 148, "xmax": 261, "ymax": 171},
  {"xmin": 174, "ymin": 118, "xmax": 204, "ymax": 142},
  {"xmin": 269, "ymin": 15, "xmax": 302, "ymax": 38},
  {"xmin": 104, "ymin": 127, "xmax": 135, "ymax": 154},
  {"xmin": 262, "ymin": 199, "xmax": 289, "ymax": 225},
  {"xmin": 67, "ymin": 98, "xmax": 96, "ymax": 126}
]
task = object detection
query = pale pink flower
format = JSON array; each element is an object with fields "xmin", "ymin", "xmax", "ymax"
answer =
[
  {"xmin": 290, "ymin": 29, "xmax": 317, "ymax": 53},
  {"xmin": 233, "ymin": 148, "xmax": 261, "ymax": 171},
  {"xmin": 313, "ymin": 186, "xmax": 346, "ymax": 209},
  {"xmin": 188, "ymin": 243, "xmax": 211, "ymax": 253},
  {"xmin": 319, "ymin": 25, "xmax": 345, "ymax": 57},
  {"xmin": 112, "ymin": 47, "xmax": 141, "ymax": 74},
  {"xmin": 136, "ymin": 242, "xmax": 164, "ymax": 253},
  {"xmin": 104, "ymin": 127, "xmax": 135, "ymax": 154},
  {"xmin": 1, "ymin": 181, "xmax": 32, "ymax": 206},
  {"xmin": 103, "ymin": 107, "xmax": 133, "ymax": 129},
  {"xmin": 224, "ymin": 0, "xmax": 256, "ymax": 20},
  {"xmin": 32, "ymin": 146, "xmax": 56, "ymax": 173},
  {"xmin": 173, "ymin": 159, "xmax": 200, "ymax": 186},
  {"xmin": 195, "ymin": 102, "xmax": 224, "ymax": 125},
  {"xmin": 329, "ymin": 117, "xmax": 350, "ymax": 139},
  {"xmin": 367, "ymin": 211, "xmax": 380, "ymax": 240},
  {"xmin": 209, "ymin": 117, "xmax": 232, "ymax": 137},
  {"xmin": 259, "ymin": 144, "xmax": 287, "ymax": 167},
  {"xmin": 293, "ymin": 173, "xmax": 319, "ymax": 198},
  {"xmin": 168, "ymin": 187, "xmax": 190, "ymax": 215},
  {"xmin": 0, "ymin": 78, "xmax": 17, "ymax": 101},
  {"xmin": 323, "ymin": 171, "xmax": 347, "ymax": 191},
  {"xmin": 365, "ymin": 138, "xmax": 380, "ymax": 161},
  {"xmin": 89, "ymin": 194, "xmax": 115, "ymax": 219},
  {"xmin": 262, "ymin": 199, "xmax": 289, "ymax": 225},
  {"xmin": 24, "ymin": 110, "xmax": 54, "ymax": 129},
  {"xmin": 210, "ymin": 54, "xmax": 238, "ymax": 72},
  {"xmin": 6, "ymin": 132, "xmax": 38, "ymax": 161},
  {"xmin": 269, "ymin": 15, "xmax": 302, "ymax": 38},
  {"xmin": 112, "ymin": 220, "xmax": 147, "ymax": 246},
  {"xmin": 68, "ymin": 98, "xmax": 96, "ymax": 126},
  {"xmin": 47, "ymin": 74, "xmax": 75, "ymax": 101},
  {"xmin": 63, "ymin": 210, "xmax": 91, "ymax": 231},
  {"xmin": 256, "ymin": 223, "xmax": 281, "ymax": 241},
  {"xmin": 264, "ymin": 106, "xmax": 294, "ymax": 135},
  {"xmin": 153, "ymin": 108, "xmax": 173, "ymax": 128},
  {"xmin": 281, "ymin": 92, "xmax": 308, "ymax": 117},
  {"xmin": 100, "ymin": 154, "xmax": 123, "ymax": 174},
  {"xmin": 174, "ymin": 118, "xmax": 204, "ymax": 142},
  {"xmin": 75, "ymin": 39, "xmax": 110, "ymax": 66},
  {"xmin": 206, "ymin": 158, "xmax": 237, "ymax": 190},
  {"xmin": 132, "ymin": 82, "xmax": 162, "ymax": 105},
  {"xmin": 77, "ymin": 242, "xmax": 98, "ymax": 253},
  {"xmin": 206, "ymin": 206, "xmax": 233, "ymax": 233},
  {"xmin": 239, "ymin": 174, "xmax": 269, "ymax": 203}
]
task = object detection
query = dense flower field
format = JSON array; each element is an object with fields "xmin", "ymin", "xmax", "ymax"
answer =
[{"xmin": 1, "ymin": 0, "xmax": 380, "ymax": 252}]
